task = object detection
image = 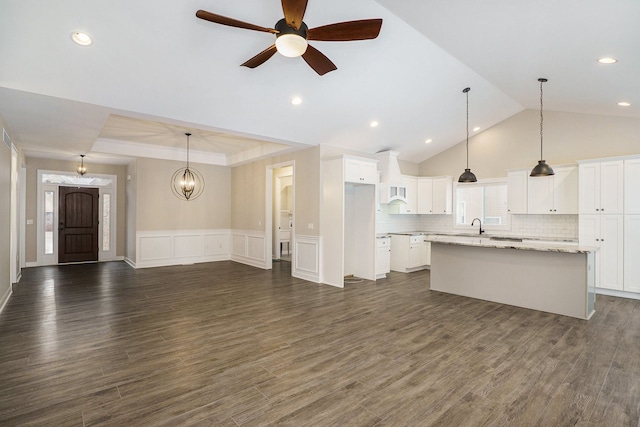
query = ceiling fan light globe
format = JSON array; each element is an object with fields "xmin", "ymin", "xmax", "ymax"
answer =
[{"xmin": 276, "ymin": 34, "xmax": 308, "ymax": 57}]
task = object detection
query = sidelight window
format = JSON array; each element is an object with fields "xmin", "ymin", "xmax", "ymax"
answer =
[
  {"xmin": 102, "ymin": 194, "xmax": 111, "ymax": 252},
  {"xmin": 44, "ymin": 190, "xmax": 54, "ymax": 254}
]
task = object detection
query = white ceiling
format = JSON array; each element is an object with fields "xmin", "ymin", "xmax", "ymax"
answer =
[{"xmin": 0, "ymin": 0, "xmax": 637, "ymax": 166}]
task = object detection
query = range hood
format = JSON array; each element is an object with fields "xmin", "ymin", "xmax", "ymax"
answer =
[{"xmin": 375, "ymin": 151, "xmax": 407, "ymax": 204}]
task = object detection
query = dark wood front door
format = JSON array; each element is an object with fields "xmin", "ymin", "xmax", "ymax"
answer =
[{"xmin": 58, "ymin": 186, "xmax": 99, "ymax": 263}]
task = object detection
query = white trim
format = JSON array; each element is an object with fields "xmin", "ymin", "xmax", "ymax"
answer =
[
  {"xmin": 0, "ymin": 286, "xmax": 12, "ymax": 315},
  {"xmin": 93, "ymin": 138, "xmax": 227, "ymax": 166},
  {"xmin": 135, "ymin": 229, "xmax": 231, "ymax": 269},
  {"xmin": 36, "ymin": 169, "xmax": 118, "ymax": 267},
  {"xmin": 596, "ymin": 288, "xmax": 640, "ymax": 301},
  {"xmin": 292, "ymin": 234, "xmax": 321, "ymax": 283},
  {"xmin": 230, "ymin": 229, "xmax": 268, "ymax": 269}
]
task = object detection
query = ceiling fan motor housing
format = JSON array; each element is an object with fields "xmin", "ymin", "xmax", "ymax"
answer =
[{"xmin": 275, "ymin": 18, "xmax": 308, "ymax": 38}]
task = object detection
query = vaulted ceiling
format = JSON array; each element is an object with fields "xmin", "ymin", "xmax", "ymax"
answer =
[{"xmin": 1, "ymin": 0, "xmax": 637, "ymax": 166}]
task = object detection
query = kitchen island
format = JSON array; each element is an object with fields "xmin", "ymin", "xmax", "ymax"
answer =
[{"xmin": 426, "ymin": 235, "xmax": 597, "ymax": 320}]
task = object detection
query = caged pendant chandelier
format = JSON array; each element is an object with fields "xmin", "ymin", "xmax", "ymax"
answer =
[
  {"xmin": 171, "ymin": 132, "xmax": 205, "ymax": 201},
  {"xmin": 77, "ymin": 154, "xmax": 87, "ymax": 176},
  {"xmin": 530, "ymin": 78, "xmax": 554, "ymax": 177},
  {"xmin": 458, "ymin": 87, "xmax": 477, "ymax": 183}
]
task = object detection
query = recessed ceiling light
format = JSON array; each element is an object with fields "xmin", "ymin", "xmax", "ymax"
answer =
[
  {"xmin": 597, "ymin": 57, "xmax": 617, "ymax": 64},
  {"xmin": 472, "ymin": 126, "xmax": 481, "ymax": 132},
  {"xmin": 370, "ymin": 121, "xmax": 379, "ymax": 128},
  {"xmin": 71, "ymin": 31, "xmax": 92, "ymax": 46},
  {"xmin": 618, "ymin": 101, "xmax": 631, "ymax": 107},
  {"xmin": 424, "ymin": 139, "xmax": 432, "ymax": 144},
  {"xmin": 291, "ymin": 96, "xmax": 302, "ymax": 105}
]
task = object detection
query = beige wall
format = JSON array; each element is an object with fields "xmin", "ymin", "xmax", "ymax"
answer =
[
  {"xmin": 0, "ymin": 116, "xmax": 11, "ymax": 300},
  {"xmin": 419, "ymin": 109, "xmax": 640, "ymax": 178},
  {"xmin": 231, "ymin": 146, "xmax": 320, "ymax": 236},
  {"xmin": 24, "ymin": 158, "xmax": 127, "ymax": 262},
  {"xmin": 134, "ymin": 157, "xmax": 231, "ymax": 231},
  {"xmin": 125, "ymin": 160, "xmax": 137, "ymax": 262}
]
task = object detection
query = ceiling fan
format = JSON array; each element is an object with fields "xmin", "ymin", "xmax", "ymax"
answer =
[{"xmin": 196, "ymin": 0, "xmax": 383, "ymax": 76}]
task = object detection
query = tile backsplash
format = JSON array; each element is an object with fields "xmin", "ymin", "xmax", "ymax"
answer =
[{"xmin": 376, "ymin": 204, "xmax": 578, "ymax": 241}]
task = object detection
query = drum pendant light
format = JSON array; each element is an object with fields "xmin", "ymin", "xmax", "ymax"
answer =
[
  {"xmin": 530, "ymin": 78, "xmax": 554, "ymax": 177},
  {"xmin": 458, "ymin": 87, "xmax": 477, "ymax": 183},
  {"xmin": 171, "ymin": 132, "xmax": 205, "ymax": 201}
]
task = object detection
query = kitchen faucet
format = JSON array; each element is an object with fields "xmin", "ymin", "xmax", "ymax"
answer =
[{"xmin": 471, "ymin": 218, "xmax": 484, "ymax": 235}]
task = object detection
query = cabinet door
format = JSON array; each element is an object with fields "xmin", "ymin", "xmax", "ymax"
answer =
[
  {"xmin": 624, "ymin": 215, "xmax": 640, "ymax": 292},
  {"xmin": 376, "ymin": 246, "xmax": 391, "ymax": 275},
  {"xmin": 344, "ymin": 159, "xmax": 377, "ymax": 184},
  {"xmin": 527, "ymin": 175, "xmax": 554, "ymax": 214},
  {"xmin": 625, "ymin": 159, "xmax": 640, "ymax": 214},
  {"xmin": 579, "ymin": 163, "xmax": 600, "ymax": 214},
  {"xmin": 432, "ymin": 177, "xmax": 452, "ymax": 214},
  {"xmin": 507, "ymin": 170, "xmax": 528, "ymax": 214},
  {"xmin": 579, "ymin": 215, "xmax": 600, "ymax": 288},
  {"xmin": 417, "ymin": 178, "xmax": 433, "ymax": 214},
  {"xmin": 599, "ymin": 215, "xmax": 624, "ymax": 291},
  {"xmin": 403, "ymin": 176, "xmax": 418, "ymax": 214},
  {"xmin": 553, "ymin": 166, "xmax": 578, "ymax": 214},
  {"xmin": 408, "ymin": 244, "xmax": 422, "ymax": 268},
  {"xmin": 600, "ymin": 161, "xmax": 624, "ymax": 214}
]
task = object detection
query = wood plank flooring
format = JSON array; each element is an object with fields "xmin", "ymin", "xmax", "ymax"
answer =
[{"xmin": 1, "ymin": 260, "xmax": 640, "ymax": 426}]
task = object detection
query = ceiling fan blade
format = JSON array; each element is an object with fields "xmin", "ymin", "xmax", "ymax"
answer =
[
  {"xmin": 307, "ymin": 19, "xmax": 383, "ymax": 41},
  {"xmin": 281, "ymin": 0, "xmax": 308, "ymax": 30},
  {"xmin": 241, "ymin": 45, "xmax": 278, "ymax": 68},
  {"xmin": 302, "ymin": 45, "xmax": 337, "ymax": 76},
  {"xmin": 196, "ymin": 10, "xmax": 277, "ymax": 34}
]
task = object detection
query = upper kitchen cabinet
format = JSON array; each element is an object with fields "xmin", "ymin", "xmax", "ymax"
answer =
[
  {"xmin": 527, "ymin": 165, "xmax": 578, "ymax": 214},
  {"xmin": 432, "ymin": 177, "xmax": 453, "ymax": 214},
  {"xmin": 507, "ymin": 169, "xmax": 528, "ymax": 214},
  {"xmin": 625, "ymin": 158, "xmax": 640, "ymax": 214},
  {"xmin": 389, "ymin": 175, "xmax": 417, "ymax": 214},
  {"xmin": 578, "ymin": 160, "xmax": 624, "ymax": 214},
  {"xmin": 344, "ymin": 156, "xmax": 378, "ymax": 185},
  {"xmin": 416, "ymin": 176, "xmax": 452, "ymax": 215}
]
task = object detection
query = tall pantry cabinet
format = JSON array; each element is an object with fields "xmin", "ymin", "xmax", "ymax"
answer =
[{"xmin": 579, "ymin": 156, "xmax": 640, "ymax": 294}]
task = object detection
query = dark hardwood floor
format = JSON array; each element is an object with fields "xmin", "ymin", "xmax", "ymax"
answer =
[{"xmin": 1, "ymin": 261, "xmax": 639, "ymax": 426}]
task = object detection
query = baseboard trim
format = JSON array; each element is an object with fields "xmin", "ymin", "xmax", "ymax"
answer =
[
  {"xmin": 0, "ymin": 286, "xmax": 12, "ymax": 315},
  {"xmin": 596, "ymin": 288, "xmax": 640, "ymax": 301},
  {"xmin": 231, "ymin": 255, "xmax": 269, "ymax": 270}
]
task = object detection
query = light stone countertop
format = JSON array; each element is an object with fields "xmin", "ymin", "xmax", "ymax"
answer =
[{"xmin": 425, "ymin": 234, "xmax": 597, "ymax": 254}]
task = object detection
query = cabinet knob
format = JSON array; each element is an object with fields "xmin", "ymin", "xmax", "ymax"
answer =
[
  {"xmin": 601, "ymin": 209, "xmax": 604, "ymax": 211},
  {"xmin": 596, "ymin": 208, "xmax": 600, "ymax": 211}
]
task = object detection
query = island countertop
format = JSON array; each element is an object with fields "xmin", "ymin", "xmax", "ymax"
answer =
[{"xmin": 425, "ymin": 234, "xmax": 597, "ymax": 254}]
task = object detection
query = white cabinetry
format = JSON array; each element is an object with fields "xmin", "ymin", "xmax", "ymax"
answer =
[
  {"xmin": 625, "ymin": 158, "xmax": 640, "ymax": 214},
  {"xmin": 507, "ymin": 169, "xmax": 528, "ymax": 214},
  {"xmin": 344, "ymin": 157, "xmax": 378, "ymax": 184},
  {"xmin": 432, "ymin": 177, "xmax": 453, "ymax": 214},
  {"xmin": 375, "ymin": 236, "xmax": 391, "ymax": 279},
  {"xmin": 579, "ymin": 160, "xmax": 624, "ymax": 214},
  {"xmin": 390, "ymin": 235, "xmax": 430, "ymax": 272},
  {"xmin": 625, "ymin": 215, "xmax": 640, "ymax": 292},
  {"xmin": 417, "ymin": 178, "xmax": 434, "ymax": 214},
  {"xmin": 527, "ymin": 165, "xmax": 578, "ymax": 214},
  {"xmin": 416, "ymin": 176, "xmax": 452, "ymax": 215},
  {"xmin": 579, "ymin": 214, "xmax": 624, "ymax": 290},
  {"xmin": 389, "ymin": 175, "xmax": 417, "ymax": 214}
]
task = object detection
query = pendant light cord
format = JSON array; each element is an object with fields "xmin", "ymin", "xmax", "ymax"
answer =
[
  {"xmin": 539, "ymin": 78, "xmax": 545, "ymax": 161},
  {"xmin": 464, "ymin": 87, "xmax": 470, "ymax": 169},
  {"xmin": 185, "ymin": 132, "xmax": 191, "ymax": 168}
]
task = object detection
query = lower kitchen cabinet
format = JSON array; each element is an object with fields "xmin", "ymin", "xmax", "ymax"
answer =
[
  {"xmin": 375, "ymin": 236, "xmax": 391, "ymax": 279},
  {"xmin": 579, "ymin": 214, "xmax": 624, "ymax": 291},
  {"xmin": 390, "ymin": 235, "xmax": 430, "ymax": 273}
]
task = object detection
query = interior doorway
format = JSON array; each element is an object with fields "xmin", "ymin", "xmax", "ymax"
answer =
[
  {"xmin": 265, "ymin": 162, "xmax": 295, "ymax": 273},
  {"xmin": 58, "ymin": 186, "xmax": 99, "ymax": 263}
]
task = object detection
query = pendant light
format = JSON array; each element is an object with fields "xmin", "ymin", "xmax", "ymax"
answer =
[
  {"xmin": 76, "ymin": 154, "xmax": 87, "ymax": 176},
  {"xmin": 458, "ymin": 87, "xmax": 477, "ymax": 183},
  {"xmin": 530, "ymin": 78, "xmax": 554, "ymax": 177},
  {"xmin": 171, "ymin": 132, "xmax": 205, "ymax": 201}
]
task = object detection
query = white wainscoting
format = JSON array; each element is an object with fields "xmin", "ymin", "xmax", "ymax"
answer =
[
  {"xmin": 135, "ymin": 229, "xmax": 230, "ymax": 269},
  {"xmin": 293, "ymin": 234, "xmax": 320, "ymax": 283},
  {"xmin": 230, "ymin": 230, "xmax": 268, "ymax": 269}
]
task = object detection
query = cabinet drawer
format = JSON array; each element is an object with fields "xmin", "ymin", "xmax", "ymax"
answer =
[
  {"xmin": 409, "ymin": 235, "xmax": 424, "ymax": 244},
  {"xmin": 377, "ymin": 237, "xmax": 390, "ymax": 248}
]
